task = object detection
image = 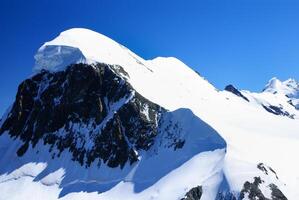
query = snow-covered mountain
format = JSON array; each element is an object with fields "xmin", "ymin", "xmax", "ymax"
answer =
[
  {"xmin": 1, "ymin": 28, "xmax": 299, "ymax": 200},
  {"xmin": 263, "ymin": 78, "xmax": 299, "ymax": 110}
]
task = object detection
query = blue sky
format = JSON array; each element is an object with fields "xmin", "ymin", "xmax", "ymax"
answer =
[{"xmin": 1, "ymin": 0, "xmax": 299, "ymax": 115}]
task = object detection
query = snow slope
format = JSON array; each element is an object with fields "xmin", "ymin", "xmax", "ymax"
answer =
[
  {"xmin": 0, "ymin": 112, "xmax": 226, "ymax": 200},
  {"xmin": 1, "ymin": 28, "xmax": 299, "ymax": 199},
  {"xmin": 263, "ymin": 77, "xmax": 299, "ymax": 109},
  {"xmin": 264, "ymin": 77, "xmax": 299, "ymax": 97}
]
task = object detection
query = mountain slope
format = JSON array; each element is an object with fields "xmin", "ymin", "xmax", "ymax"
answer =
[{"xmin": 0, "ymin": 28, "xmax": 298, "ymax": 200}]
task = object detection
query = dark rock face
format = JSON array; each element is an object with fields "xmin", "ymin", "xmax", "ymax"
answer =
[
  {"xmin": 262, "ymin": 105, "xmax": 294, "ymax": 119},
  {"xmin": 269, "ymin": 184, "xmax": 287, "ymax": 200},
  {"xmin": 287, "ymin": 100, "xmax": 296, "ymax": 109},
  {"xmin": 181, "ymin": 186, "xmax": 203, "ymax": 200},
  {"xmin": 224, "ymin": 85, "xmax": 249, "ymax": 102},
  {"xmin": 240, "ymin": 177, "xmax": 267, "ymax": 200},
  {"xmin": 257, "ymin": 163, "xmax": 279, "ymax": 180},
  {"xmin": 0, "ymin": 63, "xmax": 164, "ymax": 168},
  {"xmin": 240, "ymin": 177, "xmax": 287, "ymax": 200}
]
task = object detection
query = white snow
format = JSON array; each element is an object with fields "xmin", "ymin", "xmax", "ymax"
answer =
[
  {"xmin": 1, "ymin": 28, "xmax": 299, "ymax": 199},
  {"xmin": 264, "ymin": 77, "xmax": 299, "ymax": 97},
  {"xmin": 262, "ymin": 77, "xmax": 299, "ymax": 110},
  {"xmin": 0, "ymin": 110, "xmax": 226, "ymax": 200}
]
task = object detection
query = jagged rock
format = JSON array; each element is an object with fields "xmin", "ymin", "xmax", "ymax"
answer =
[
  {"xmin": 262, "ymin": 105, "xmax": 294, "ymax": 119},
  {"xmin": 269, "ymin": 184, "xmax": 287, "ymax": 200},
  {"xmin": 240, "ymin": 176, "xmax": 287, "ymax": 200},
  {"xmin": 0, "ymin": 63, "xmax": 165, "ymax": 168},
  {"xmin": 257, "ymin": 163, "xmax": 279, "ymax": 179},
  {"xmin": 240, "ymin": 177, "xmax": 268, "ymax": 200},
  {"xmin": 181, "ymin": 186, "xmax": 203, "ymax": 200},
  {"xmin": 224, "ymin": 84, "xmax": 249, "ymax": 102},
  {"xmin": 257, "ymin": 163, "xmax": 270, "ymax": 175}
]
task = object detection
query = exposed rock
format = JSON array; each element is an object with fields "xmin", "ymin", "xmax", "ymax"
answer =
[
  {"xmin": 240, "ymin": 177, "xmax": 267, "ymax": 200},
  {"xmin": 257, "ymin": 163, "xmax": 279, "ymax": 180},
  {"xmin": 224, "ymin": 85, "xmax": 249, "ymax": 102},
  {"xmin": 262, "ymin": 105, "xmax": 294, "ymax": 119},
  {"xmin": 0, "ymin": 63, "xmax": 165, "ymax": 168},
  {"xmin": 269, "ymin": 184, "xmax": 287, "ymax": 200},
  {"xmin": 240, "ymin": 176, "xmax": 287, "ymax": 200},
  {"xmin": 257, "ymin": 163, "xmax": 269, "ymax": 175},
  {"xmin": 181, "ymin": 186, "xmax": 202, "ymax": 200}
]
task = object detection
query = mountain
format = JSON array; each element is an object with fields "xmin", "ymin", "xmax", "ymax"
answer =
[
  {"xmin": 263, "ymin": 78, "xmax": 299, "ymax": 110},
  {"xmin": 0, "ymin": 28, "xmax": 299, "ymax": 200}
]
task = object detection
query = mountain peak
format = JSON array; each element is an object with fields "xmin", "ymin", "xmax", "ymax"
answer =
[
  {"xmin": 263, "ymin": 77, "xmax": 299, "ymax": 97},
  {"xmin": 264, "ymin": 77, "xmax": 282, "ymax": 91},
  {"xmin": 2, "ymin": 28, "xmax": 299, "ymax": 200},
  {"xmin": 33, "ymin": 28, "xmax": 145, "ymax": 73},
  {"xmin": 283, "ymin": 78, "xmax": 299, "ymax": 89}
]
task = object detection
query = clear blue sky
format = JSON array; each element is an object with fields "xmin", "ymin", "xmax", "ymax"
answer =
[{"xmin": 1, "ymin": 0, "xmax": 299, "ymax": 115}]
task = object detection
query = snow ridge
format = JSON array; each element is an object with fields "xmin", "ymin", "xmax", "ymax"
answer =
[
  {"xmin": 1, "ymin": 28, "xmax": 299, "ymax": 200},
  {"xmin": 34, "ymin": 28, "xmax": 147, "ymax": 73},
  {"xmin": 263, "ymin": 77, "xmax": 299, "ymax": 98}
]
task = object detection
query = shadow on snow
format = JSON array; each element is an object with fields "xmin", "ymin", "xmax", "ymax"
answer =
[{"xmin": 0, "ymin": 108, "xmax": 226, "ymax": 198}]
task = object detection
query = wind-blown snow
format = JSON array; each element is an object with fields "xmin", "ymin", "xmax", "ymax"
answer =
[{"xmin": 1, "ymin": 28, "xmax": 299, "ymax": 199}]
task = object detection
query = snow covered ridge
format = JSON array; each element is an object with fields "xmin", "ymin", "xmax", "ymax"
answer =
[
  {"xmin": 224, "ymin": 77, "xmax": 299, "ymax": 119},
  {"xmin": 263, "ymin": 77, "xmax": 299, "ymax": 97},
  {"xmin": 227, "ymin": 77, "xmax": 299, "ymax": 119},
  {"xmin": 0, "ymin": 62, "xmax": 227, "ymax": 200},
  {"xmin": 1, "ymin": 28, "xmax": 299, "ymax": 200},
  {"xmin": 34, "ymin": 28, "xmax": 152, "ymax": 73},
  {"xmin": 263, "ymin": 77, "xmax": 299, "ymax": 110}
]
